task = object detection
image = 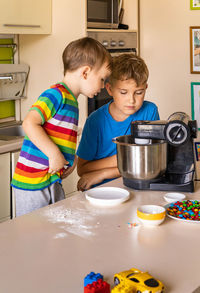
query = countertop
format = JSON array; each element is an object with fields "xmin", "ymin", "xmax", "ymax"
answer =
[
  {"xmin": 0, "ymin": 136, "xmax": 23, "ymax": 153},
  {"xmin": 0, "ymin": 178, "xmax": 200, "ymax": 293}
]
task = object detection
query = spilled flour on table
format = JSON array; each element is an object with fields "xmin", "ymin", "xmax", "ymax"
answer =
[
  {"xmin": 43, "ymin": 205, "xmax": 100, "ymax": 239},
  {"xmin": 54, "ymin": 232, "xmax": 68, "ymax": 239}
]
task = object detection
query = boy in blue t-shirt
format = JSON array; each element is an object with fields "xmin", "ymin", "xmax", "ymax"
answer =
[{"xmin": 77, "ymin": 54, "xmax": 160, "ymax": 190}]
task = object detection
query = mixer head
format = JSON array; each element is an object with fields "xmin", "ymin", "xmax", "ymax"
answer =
[{"xmin": 131, "ymin": 112, "xmax": 197, "ymax": 146}]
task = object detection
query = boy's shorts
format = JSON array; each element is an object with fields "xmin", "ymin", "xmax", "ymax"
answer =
[{"xmin": 13, "ymin": 182, "xmax": 65, "ymax": 217}]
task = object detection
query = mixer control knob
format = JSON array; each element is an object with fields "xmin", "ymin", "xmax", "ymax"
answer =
[
  {"xmin": 165, "ymin": 122, "xmax": 189, "ymax": 146},
  {"xmin": 102, "ymin": 40, "xmax": 108, "ymax": 47},
  {"xmin": 110, "ymin": 40, "xmax": 117, "ymax": 47},
  {"xmin": 118, "ymin": 40, "xmax": 125, "ymax": 47}
]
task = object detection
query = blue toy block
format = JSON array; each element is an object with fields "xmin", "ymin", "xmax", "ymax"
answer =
[{"xmin": 84, "ymin": 272, "xmax": 103, "ymax": 287}]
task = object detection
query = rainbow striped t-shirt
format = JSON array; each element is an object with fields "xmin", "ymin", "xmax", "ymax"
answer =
[{"xmin": 11, "ymin": 82, "xmax": 79, "ymax": 191}]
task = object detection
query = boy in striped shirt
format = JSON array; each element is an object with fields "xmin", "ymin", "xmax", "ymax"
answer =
[{"xmin": 11, "ymin": 37, "xmax": 112, "ymax": 216}]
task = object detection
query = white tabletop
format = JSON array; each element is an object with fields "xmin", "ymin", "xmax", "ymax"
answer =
[{"xmin": 0, "ymin": 178, "xmax": 200, "ymax": 293}]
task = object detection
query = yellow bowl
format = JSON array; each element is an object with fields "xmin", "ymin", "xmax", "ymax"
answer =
[{"xmin": 137, "ymin": 205, "xmax": 166, "ymax": 226}]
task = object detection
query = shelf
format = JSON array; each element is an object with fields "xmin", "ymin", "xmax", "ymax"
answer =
[{"xmin": 0, "ymin": 96, "xmax": 26, "ymax": 102}]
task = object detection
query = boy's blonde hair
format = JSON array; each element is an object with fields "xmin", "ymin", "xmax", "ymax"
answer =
[
  {"xmin": 109, "ymin": 53, "xmax": 149, "ymax": 86},
  {"xmin": 62, "ymin": 37, "xmax": 112, "ymax": 74}
]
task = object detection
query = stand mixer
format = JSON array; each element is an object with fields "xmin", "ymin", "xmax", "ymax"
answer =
[{"xmin": 114, "ymin": 112, "xmax": 197, "ymax": 192}]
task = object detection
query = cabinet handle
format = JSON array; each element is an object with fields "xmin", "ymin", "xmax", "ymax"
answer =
[
  {"xmin": 3, "ymin": 24, "xmax": 41, "ymax": 28},
  {"xmin": 0, "ymin": 75, "xmax": 13, "ymax": 80}
]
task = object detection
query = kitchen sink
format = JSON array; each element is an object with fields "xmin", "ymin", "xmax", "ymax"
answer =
[{"xmin": 0, "ymin": 124, "xmax": 25, "ymax": 140}]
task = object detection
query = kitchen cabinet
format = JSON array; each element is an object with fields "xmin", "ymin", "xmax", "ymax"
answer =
[
  {"xmin": 62, "ymin": 132, "xmax": 81, "ymax": 197},
  {"xmin": 62, "ymin": 169, "xmax": 80, "ymax": 197},
  {"xmin": 0, "ymin": 152, "xmax": 10, "ymax": 222},
  {"xmin": 0, "ymin": 0, "xmax": 51, "ymax": 34},
  {"xmin": 11, "ymin": 150, "xmax": 20, "ymax": 218},
  {"xmin": 0, "ymin": 149, "xmax": 20, "ymax": 221}
]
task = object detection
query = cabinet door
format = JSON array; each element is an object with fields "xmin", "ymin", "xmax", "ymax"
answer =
[
  {"xmin": 62, "ymin": 133, "xmax": 81, "ymax": 198},
  {"xmin": 0, "ymin": 0, "xmax": 51, "ymax": 34},
  {"xmin": 62, "ymin": 169, "xmax": 80, "ymax": 198},
  {"xmin": 0, "ymin": 153, "xmax": 10, "ymax": 222},
  {"xmin": 11, "ymin": 150, "xmax": 20, "ymax": 218}
]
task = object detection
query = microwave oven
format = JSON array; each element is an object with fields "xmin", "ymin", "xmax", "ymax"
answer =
[{"xmin": 87, "ymin": 0, "xmax": 119, "ymax": 29}]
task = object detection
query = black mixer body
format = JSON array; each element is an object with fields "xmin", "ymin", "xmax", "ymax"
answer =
[{"xmin": 123, "ymin": 112, "xmax": 197, "ymax": 192}]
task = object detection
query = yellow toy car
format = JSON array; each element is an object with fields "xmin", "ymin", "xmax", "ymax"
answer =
[{"xmin": 113, "ymin": 268, "xmax": 164, "ymax": 293}]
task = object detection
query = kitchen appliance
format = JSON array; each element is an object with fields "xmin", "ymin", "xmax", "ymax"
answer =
[
  {"xmin": 87, "ymin": 31, "xmax": 137, "ymax": 115},
  {"xmin": 114, "ymin": 112, "xmax": 197, "ymax": 192},
  {"xmin": 87, "ymin": 0, "xmax": 119, "ymax": 29}
]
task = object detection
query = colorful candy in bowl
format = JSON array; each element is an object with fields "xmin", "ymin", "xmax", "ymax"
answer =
[{"xmin": 166, "ymin": 200, "xmax": 200, "ymax": 222}]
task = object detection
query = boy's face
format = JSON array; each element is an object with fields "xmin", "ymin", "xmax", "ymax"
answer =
[
  {"xmin": 106, "ymin": 79, "xmax": 147, "ymax": 121},
  {"xmin": 82, "ymin": 62, "xmax": 111, "ymax": 98}
]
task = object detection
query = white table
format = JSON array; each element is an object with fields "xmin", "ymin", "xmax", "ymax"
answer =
[{"xmin": 0, "ymin": 178, "xmax": 199, "ymax": 293}]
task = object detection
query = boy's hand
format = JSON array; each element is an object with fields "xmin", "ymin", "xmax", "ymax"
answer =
[
  {"xmin": 61, "ymin": 156, "xmax": 78, "ymax": 179},
  {"xmin": 48, "ymin": 152, "xmax": 69, "ymax": 174},
  {"xmin": 77, "ymin": 170, "xmax": 105, "ymax": 191}
]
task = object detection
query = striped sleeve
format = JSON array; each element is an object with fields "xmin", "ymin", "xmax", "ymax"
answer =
[{"xmin": 30, "ymin": 88, "xmax": 63, "ymax": 124}]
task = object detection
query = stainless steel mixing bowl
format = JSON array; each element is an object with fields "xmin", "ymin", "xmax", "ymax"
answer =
[{"xmin": 113, "ymin": 135, "xmax": 167, "ymax": 180}]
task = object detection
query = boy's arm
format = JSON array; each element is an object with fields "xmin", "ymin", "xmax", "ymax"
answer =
[
  {"xmin": 61, "ymin": 155, "xmax": 77, "ymax": 179},
  {"xmin": 77, "ymin": 155, "xmax": 118, "ymax": 176},
  {"xmin": 77, "ymin": 167, "xmax": 121, "ymax": 191},
  {"xmin": 23, "ymin": 110, "xmax": 68, "ymax": 174},
  {"xmin": 77, "ymin": 155, "xmax": 121, "ymax": 191}
]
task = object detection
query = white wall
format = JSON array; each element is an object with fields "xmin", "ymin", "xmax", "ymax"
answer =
[
  {"xmin": 140, "ymin": 0, "xmax": 200, "ymax": 178},
  {"xmin": 19, "ymin": 0, "xmax": 87, "ymax": 129},
  {"xmin": 140, "ymin": 0, "xmax": 200, "ymax": 121},
  {"xmin": 123, "ymin": 0, "xmax": 138, "ymax": 31}
]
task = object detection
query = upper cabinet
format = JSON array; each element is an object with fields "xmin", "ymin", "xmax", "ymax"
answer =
[{"xmin": 0, "ymin": 0, "xmax": 51, "ymax": 34}]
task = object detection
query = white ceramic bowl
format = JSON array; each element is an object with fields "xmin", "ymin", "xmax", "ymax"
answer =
[
  {"xmin": 85, "ymin": 187, "xmax": 130, "ymax": 207},
  {"xmin": 164, "ymin": 192, "xmax": 186, "ymax": 203},
  {"xmin": 137, "ymin": 205, "xmax": 166, "ymax": 226}
]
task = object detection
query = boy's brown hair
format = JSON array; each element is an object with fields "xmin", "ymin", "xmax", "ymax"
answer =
[
  {"xmin": 109, "ymin": 53, "xmax": 149, "ymax": 87},
  {"xmin": 62, "ymin": 37, "xmax": 112, "ymax": 74}
]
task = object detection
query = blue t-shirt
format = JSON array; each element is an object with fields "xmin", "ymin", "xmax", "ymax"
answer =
[{"xmin": 77, "ymin": 100, "xmax": 160, "ymax": 161}]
